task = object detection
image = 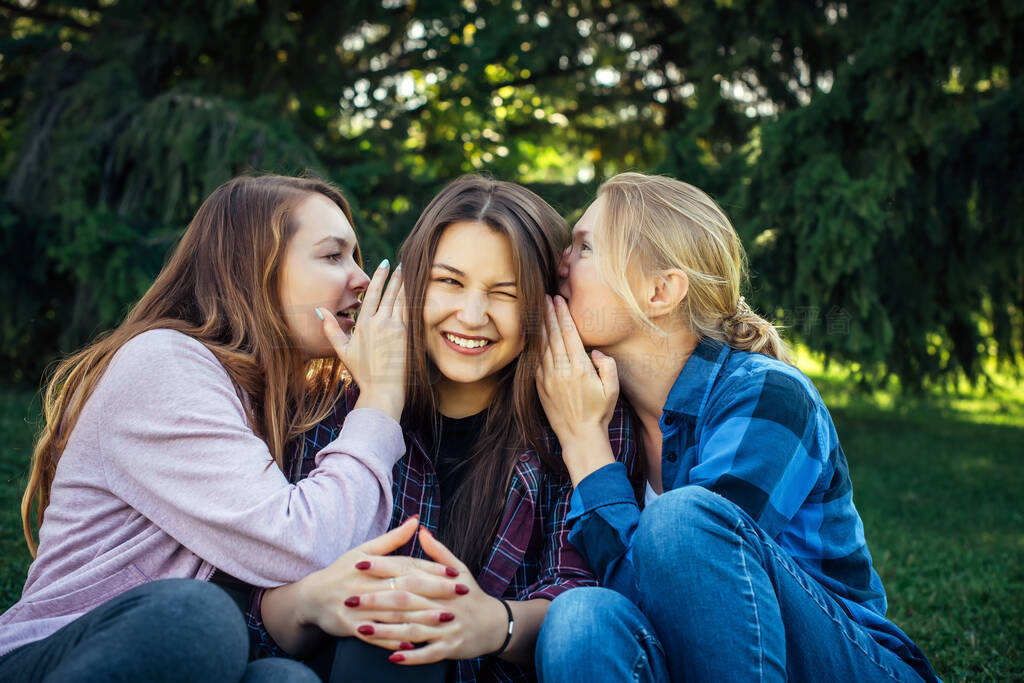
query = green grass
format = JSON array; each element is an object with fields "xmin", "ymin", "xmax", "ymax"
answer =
[
  {"xmin": 0, "ymin": 388, "xmax": 38, "ymax": 609},
  {"xmin": 0, "ymin": 368, "xmax": 1021, "ymax": 680}
]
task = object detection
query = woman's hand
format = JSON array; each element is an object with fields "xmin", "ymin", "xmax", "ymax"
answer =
[
  {"xmin": 262, "ymin": 516, "xmax": 463, "ymax": 655},
  {"xmin": 355, "ymin": 526, "xmax": 509, "ymax": 665},
  {"xmin": 536, "ymin": 295, "xmax": 618, "ymax": 485},
  {"xmin": 319, "ymin": 260, "xmax": 407, "ymax": 420}
]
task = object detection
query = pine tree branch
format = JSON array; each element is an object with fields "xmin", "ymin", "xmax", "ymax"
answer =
[{"xmin": 0, "ymin": 0, "xmax": 96, "ymax": 33}]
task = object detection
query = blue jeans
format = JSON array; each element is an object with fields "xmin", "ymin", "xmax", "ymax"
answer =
[
  {"xmin": 537, "ymin": 487, "xmax": 926, "ymax": 682},
  {"xmin": 0, "ymin": 578, "xmax": 318, "ymax": 682}
]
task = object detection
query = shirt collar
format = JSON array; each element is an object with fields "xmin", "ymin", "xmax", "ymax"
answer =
[{"xmin": 662, "ymin": 337, "xmax": 730, "ymax": 419}]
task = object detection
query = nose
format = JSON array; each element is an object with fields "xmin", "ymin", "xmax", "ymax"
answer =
[
  {"xmin": 352, "ymin": 267, "xmax": 371, "ymax": 294},
  {"xmin": 455, "ymin": 291, "xmax": 489, "ymax": 328}
]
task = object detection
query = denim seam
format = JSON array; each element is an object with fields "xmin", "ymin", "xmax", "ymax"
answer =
[
  {"xmin": 630, "ymin": 627, "xmax": 663, "ymax": 682},
  {"xmin": 759, "ymin": 540, "xmax": 904, "ymax": 682},
  {"xmin": 735, "ymin": 516, "xmax": 766, "ymax": 682}
]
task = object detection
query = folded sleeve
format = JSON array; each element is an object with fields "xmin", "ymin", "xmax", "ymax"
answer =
[{"xmin": 566, "ymin": 462, "xmax": 642, "ymax": 601}]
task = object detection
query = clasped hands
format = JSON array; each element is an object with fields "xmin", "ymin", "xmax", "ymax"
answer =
[{"xmin": 292, "ymin": 516, "xmax": 509, "ymax": 665}]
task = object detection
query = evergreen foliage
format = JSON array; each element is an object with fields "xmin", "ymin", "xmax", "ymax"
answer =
[{"xmin": 0, "ymin": 0, "xmax": 1020, "ymax": 387}]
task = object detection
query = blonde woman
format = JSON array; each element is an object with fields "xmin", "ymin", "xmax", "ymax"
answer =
[{"xmin": 533, "ymin": 173, "xmax": 937, "ymax": 682}]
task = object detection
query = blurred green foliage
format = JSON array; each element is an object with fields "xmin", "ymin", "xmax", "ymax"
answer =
[{"xmin": 0, "ymin": 0, "xmax": 1021, "ymax": 387}]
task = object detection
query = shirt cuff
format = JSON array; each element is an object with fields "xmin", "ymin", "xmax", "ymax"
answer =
[{"xmin": 569, "ymin": 462, "xmax": 639, "ymax": 523}]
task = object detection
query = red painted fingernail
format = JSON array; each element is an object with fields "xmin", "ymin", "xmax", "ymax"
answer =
[
  {"xmin": 344, "ymin": 596, "xmax": 360, "ymax": 607},
  {"xmin": 357, "ymin": 625, "xmax": 375, "ymax": 635},
  {"xmin": 445, "ymin": 567, "xmax": 459, "ymax": 577},
  {"xmin": 355, "ymin": 561, "xmax": 371, "ymax": 570},
  {"xmin": 455, "ymin": 584, "xmax": 470, "ymax": 595},
  {"xmin": 439, "ymin": 612, "xmax": 455, "ymax": 622},
  {"xmin": 399, "ymin": 641, "xmax": 415, "ymax": 650},
  {"xmin": 389, "ymin": 653, "xmax": 405, "ymax": 663}
]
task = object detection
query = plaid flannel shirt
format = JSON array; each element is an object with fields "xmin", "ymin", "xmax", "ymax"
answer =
[
  {"xmin": 245, "ymin": 390, "xmax": 640, "ymax": 682},
  {"xmin": 569, "ymin": 337, "xmax": 937, "ymax": 682}
]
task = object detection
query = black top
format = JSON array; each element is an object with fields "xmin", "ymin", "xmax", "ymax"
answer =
[{"xmin": 433, "ymin": 411, "xmax": 487, "ymax": 531}]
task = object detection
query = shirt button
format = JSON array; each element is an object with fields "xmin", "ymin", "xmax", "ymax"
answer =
[
  {"xmin": 665, "ymin": 451, "xmax": 678, "ymax": 463},
  {"xmin": 518, "ymin": 453, "xmax": 530, "ymax": 462}
]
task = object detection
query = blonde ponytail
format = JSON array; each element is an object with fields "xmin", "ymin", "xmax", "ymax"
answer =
[{"xmin": 721, "ymin": 296, "xmax": 791, "ymax": 363}]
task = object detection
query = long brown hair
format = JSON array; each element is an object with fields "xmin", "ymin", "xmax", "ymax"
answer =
[
  {"xmin": 399, "ymin": 175, "xmax": 567, "ymax": 574},
  {"xmin": 22, "ymin": 174, "xmax": 358, "ymax": 555}
]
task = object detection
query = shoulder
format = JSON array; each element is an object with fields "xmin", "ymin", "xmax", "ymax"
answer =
[
  {"xmin": 706, "ymin": 349, "xmax": 823, "ymax": 432},
  {"xmin": 112, "ymin": 329, "xmax": 222, "ymax": 375},
  {"xmin": 97, "ymin": 329, "xmax": 235, "ymax": 407}
]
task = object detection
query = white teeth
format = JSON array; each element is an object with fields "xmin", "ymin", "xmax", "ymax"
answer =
[{"xmin": 444, "ymin": 333, "xmax": 490, "ymax": 349}]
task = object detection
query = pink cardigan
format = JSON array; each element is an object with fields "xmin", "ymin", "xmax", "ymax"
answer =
[{"xmin": 0, "ymin": 329, "xmax": 405, "ymax": 655}]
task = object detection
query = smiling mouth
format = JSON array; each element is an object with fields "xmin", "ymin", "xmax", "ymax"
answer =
[{"xmin": 443, "ymin": 332, "xmax": 494, "ymax": 350}]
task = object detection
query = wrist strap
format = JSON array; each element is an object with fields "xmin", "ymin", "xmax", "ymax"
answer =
[{"xmin": 492, "ymin": 599, "xmax": 514, "ymax": 657}]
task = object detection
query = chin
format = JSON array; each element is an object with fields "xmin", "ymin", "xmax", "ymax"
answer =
[
  {"xmin": 442, "ymin": 372, "xmax": 488, "ymax": 385},
  {"xmin": 432, "ymin": 360, "xmax": 488, "ymax": 385}
]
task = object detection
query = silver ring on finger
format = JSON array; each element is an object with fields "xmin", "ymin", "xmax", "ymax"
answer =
[{"xmin": 388, "ymin": 577, "xmax": 397, "ymax": 591}]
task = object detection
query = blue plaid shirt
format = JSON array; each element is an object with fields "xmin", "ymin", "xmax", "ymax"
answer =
[
  {"xmin": 247, "ymin": 390, "xmax": 641, "ymax": 682},
  {"xmin": 569, "ymin": 337, "xmax": 936, "ymax": 681}
]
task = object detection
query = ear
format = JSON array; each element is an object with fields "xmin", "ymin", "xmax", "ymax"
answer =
[{"xmin": 644, "ymin": 268, "xmax": 688, "ymax": 320}]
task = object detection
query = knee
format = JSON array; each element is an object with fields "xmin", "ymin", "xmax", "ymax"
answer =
[
  {"xmin": 144, "ymin": 579, "xmax": 243, "ymax": 622},
  {"xmin": 136, "ymin": 580, "xmax": 248, "ymax": 660},
  {"xmin": 537, "ymin": 588, "xmax": 656, "ymax": 681},
  {"xmin": 242, "ymin": 658, "xmax": 320, "ymax": 683},
  {"xmin": 538, "ymin": 588, "xmax": 635, "ymax": 656},
  {"xmin": 635, "ymin": 487, "xmax": 740, "ymax": 570},
  {"xmin": 637, "ymin": 486, "xmax": 726, "ymax": 541}
]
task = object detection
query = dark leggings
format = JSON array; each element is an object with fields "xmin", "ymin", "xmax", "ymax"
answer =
[
  {"xmin": 307, "ymin": 636, "xmax": 449, "ymax": 683},
  {"xmin": 0, "ymin": 578, "xmax": 317, "ymax": 682}
]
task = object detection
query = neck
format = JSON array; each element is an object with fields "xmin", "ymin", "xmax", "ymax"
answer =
[
  {"xmin": 436, "ymin": 377, "xmax": 497, "ymax": 418},
  {"xmin": 603, "ymin": 326, "xmax": 699, "ymax": 426}
]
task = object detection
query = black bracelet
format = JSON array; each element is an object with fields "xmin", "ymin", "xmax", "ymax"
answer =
[{"xmin": 491, "ymin": 598, "xmax": 515, "ymax": 657}]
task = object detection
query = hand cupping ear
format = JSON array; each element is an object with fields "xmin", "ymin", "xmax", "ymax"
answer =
[
  {"xmin": 320, "ymin": 260, "xmax": 408, "ymax": 421},
  {"xmin": 535, "ymin": 295, "xmax": 619, "ymax": 484}
]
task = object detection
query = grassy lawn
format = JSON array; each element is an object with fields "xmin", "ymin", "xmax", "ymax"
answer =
[{"xmin": 0, "ymin": 366, "xmax": 1021, "ymax": 680}]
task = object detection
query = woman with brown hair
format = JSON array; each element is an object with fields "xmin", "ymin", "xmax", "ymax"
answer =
[
  {"xmin": 0, "ymin": 174, "xmax": 415, "ymax": 681},
  {"xmin": 253, "ymin": 175, "xmax": 639, "ymax": 681}
]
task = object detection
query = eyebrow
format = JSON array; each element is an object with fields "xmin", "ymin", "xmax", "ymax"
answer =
[
  {"xmin": 433, "ymin": 263, "xmax": 517, "ymax": 288},
  {"xmin": 313, "ymin": 236, "xmax": 351, "ymax": 250}
]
